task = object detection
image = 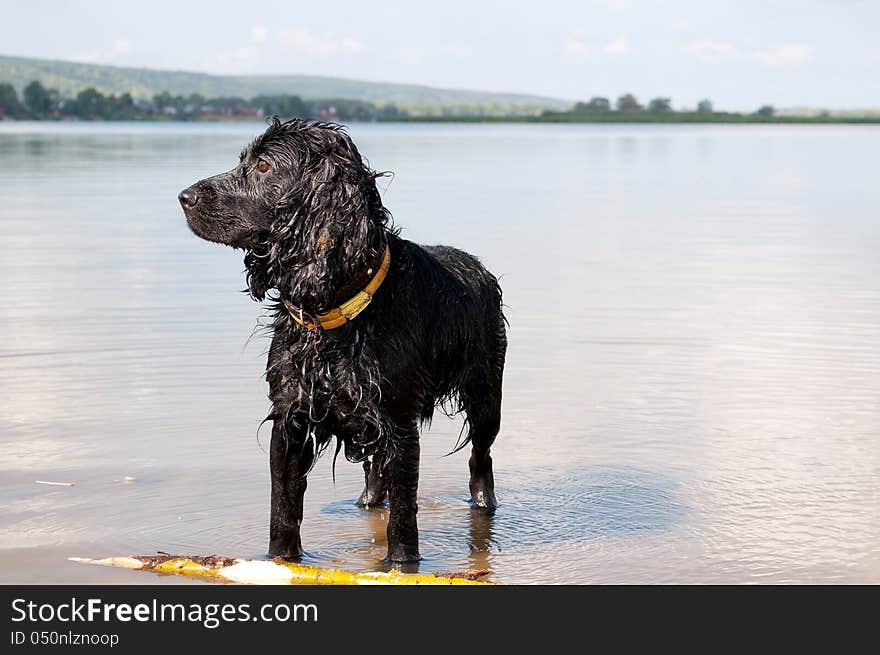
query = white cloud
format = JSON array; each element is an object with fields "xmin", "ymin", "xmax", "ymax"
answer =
[
  {"xmin": 684, "ymin": 39, "xmax": 815, "ymax": 67},
  {"xmin": 753, "ymin": 44, "xmax": 814, "ymax": 66},
  {"xmin": 603, "ymin": 37, "xmax": 633, "ymax": 57},
  {"xmin": 234, "ymin": 46, "xmax": 258, "ymax": 61},
  {"xmin": 593, "ymin": 0, "xmax": 634, "ymax": 10},
  {"xmin": 563, "ymin": 35, "xmax": 592, "ymax": 58},
  {"xmin": 72, "ymin": 38, "xmax": 131, "ymax": 63},
  {"xmin": 682, "ymin": 39, "xmax": 739, "ymax": 62},
  {"xmin": 278, "ymin": 28, "xmax": 363, "ymax": 57},
  {"xmin": 565, "ymin": 34, "xmax": 634, "ymax": 58},
  {"xmin": 251, "ymin": 25, "xmax": 267, "ymax": 43},
  {"xmin": 398, "ymin": 47, "xmax": 426, "ymax": 65},
  {"xmin": 212, "ymin": 45, "xmax": 261, "ymax": 73},
  {"xmin": 208, "ymin": 27, "xmax": 267, "ymax": 73},
  {"xmin": 441, "ymin": 44, "xmax": 473, "ymax": 59},
  {"xmin": 111, "ymin": 39, "xmax": 130, "ymax": 56}
]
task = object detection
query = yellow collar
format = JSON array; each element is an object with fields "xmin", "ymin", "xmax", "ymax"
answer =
[{"xmin": 283, "ymin": 245, "xmax": 391, "ymax": 331}]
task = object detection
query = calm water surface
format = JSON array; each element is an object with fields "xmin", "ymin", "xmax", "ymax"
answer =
[{"xmin": 1, "ymin": 122, "xmax": 878, "ymax": 583}]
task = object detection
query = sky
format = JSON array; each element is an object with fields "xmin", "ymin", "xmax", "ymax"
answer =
[{"xmin": 1, "ymin": 0, "xmax": 878, "ymax": 110}]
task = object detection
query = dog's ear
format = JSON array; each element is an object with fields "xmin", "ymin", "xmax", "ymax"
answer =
[
  {"xmin": 244, "ymin": 241, "xmax": 272, "ymax": 301},
  {"xmin": 266, "ymin": 129, "xmax": 388, "ymax": 308}
]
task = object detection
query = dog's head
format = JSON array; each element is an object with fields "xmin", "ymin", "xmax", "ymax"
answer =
[{"xmin": 180, "ymin": 117, "xmax": 390, "ymax": 306}]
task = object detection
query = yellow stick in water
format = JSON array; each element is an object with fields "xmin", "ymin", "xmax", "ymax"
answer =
[{"xmin": 69, "ymin": 554, "xmax": 492, "ymax": 585}]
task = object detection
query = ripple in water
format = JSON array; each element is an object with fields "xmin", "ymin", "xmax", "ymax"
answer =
[{"xmin": 315, "ymin": 465, "xmax": 685, "ymax": 579}]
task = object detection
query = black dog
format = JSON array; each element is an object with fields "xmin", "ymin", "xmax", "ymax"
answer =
[{"xmin": 179, "ymin": 118, "xmax": 506, "ymax": 562}]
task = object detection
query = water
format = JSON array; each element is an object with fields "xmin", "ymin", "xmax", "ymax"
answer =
[{"xmin": 1, "ymin": 121, "xmax": 878, "ymax": 584}]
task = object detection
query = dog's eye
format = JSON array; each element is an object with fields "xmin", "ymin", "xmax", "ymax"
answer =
[{"xmin": 257, "ymin": 159, "xmax": 271, "ymax": 174}]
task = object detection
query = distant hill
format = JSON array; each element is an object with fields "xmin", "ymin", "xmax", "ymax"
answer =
[{"xmin": 0, "ymin": 54, "xmax": 570, "ymax": 116}]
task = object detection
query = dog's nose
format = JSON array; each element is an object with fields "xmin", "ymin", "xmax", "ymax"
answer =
[{"xmin": 178, "ymin": 188, "xmax": 199, "ymax": 208}]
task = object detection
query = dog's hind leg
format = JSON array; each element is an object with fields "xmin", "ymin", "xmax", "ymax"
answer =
[
  {"xmin": 466, "ymin": 401, "xmax": 501, "ymax": 511},
  {"xmin": 463, "ymin": 319, "xmax": 506, "ymax": 512},
  {"xmin": 268, "ymin": 418, "xmax": 310, "ymax": 559},
  {"xmin": 356, "ymin": 456, "xmax": 388, "ymax": 508}
]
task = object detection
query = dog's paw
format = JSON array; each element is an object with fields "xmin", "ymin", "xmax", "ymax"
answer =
[
  {"xmin": 355, "ymin": 487, "xmax": 388, "ymax": 508},
  {"xmin": 386, "ymin": 546, "xmax": 422, "ymax": 563},
  {"xmin": 268, "ymin": 540, "xmax": 304, "ymax": 561},
  {"xmin": 469, "ymin": 481, "xmax": 498, "ymax": 512}
]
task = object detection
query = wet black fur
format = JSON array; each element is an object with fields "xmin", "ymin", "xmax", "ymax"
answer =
[{"xmin": 180, "ymin": 118, "xmax": 506, "ymax": 562}]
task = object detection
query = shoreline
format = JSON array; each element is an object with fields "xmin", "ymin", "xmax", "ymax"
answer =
[
  {"xmin": 380, "ymin": 113, "xmax": 880, "ymax": 125},
  {"xmin": 3, "ymin": 116, "xmax": 880, "ymax": 125}
]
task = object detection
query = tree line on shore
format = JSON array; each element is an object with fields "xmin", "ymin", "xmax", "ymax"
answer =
[
  {"xmin": 0, "ymin": 80, "xmax": 409, "ymax": 121},
  {"xmin": 542, "ymin": 93, "xmax": 776, "ymax": 119},
  {"xmin": 4, "ymin": 80, "xmax": 863, "ymax": 124}
]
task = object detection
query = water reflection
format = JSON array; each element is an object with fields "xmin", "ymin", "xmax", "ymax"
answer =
[{"xmin": 467, "ymin": 509, "xmax": 495, "ymax": 573}]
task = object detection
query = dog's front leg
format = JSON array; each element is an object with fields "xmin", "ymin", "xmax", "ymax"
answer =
[
  {"xmin": 268, "ymin": 420, "xmax": 308, "ymax": 559},
  {"xmin": 386, "ymin": 431, "xmax": 421, "ymax": 562}
]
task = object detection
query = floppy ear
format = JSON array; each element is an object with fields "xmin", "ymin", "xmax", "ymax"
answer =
[
  {"xmin": 244, "ymin": 239, "xmax": 272, "ymax": 301},
  {"xmin": 267, "ymin": 130, "xmax": 386, "ymax": 310}
]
